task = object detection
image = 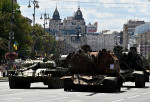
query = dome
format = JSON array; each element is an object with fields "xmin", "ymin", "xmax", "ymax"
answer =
[
  {"xmin": 74, "ymin": 7, "xmax": 84, "ymax": 20},
  {"xmin": 52, "ymin": 7, "xmax": 61, "ymax": 20}
]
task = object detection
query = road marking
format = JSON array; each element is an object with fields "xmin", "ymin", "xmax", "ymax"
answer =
[
  {"xmin": 112, "ymin": 99, "xmax": 125, "ymax": 102},
  {"xmin": 128, "ymin": 95, "xmax": 140, "ymax": 99},
  {"xmin": 37, "ymin": 97, "xmax": 68, "ymax": 102}
]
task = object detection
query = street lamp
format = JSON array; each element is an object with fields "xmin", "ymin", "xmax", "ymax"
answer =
[
  {"xmin": 40, "ymin": 10, "xmax": 50, "ymax": 57},
  {"xmin": 40, "ymin": 10, "xmax": 50, "ymax": 36},
  {"xmin": 48, "ymin": 20, "xmax": 51, "ymax": 56},
  {"xmin": 28, "ymin": 0, "xmax": 39, "ymax": 55}
]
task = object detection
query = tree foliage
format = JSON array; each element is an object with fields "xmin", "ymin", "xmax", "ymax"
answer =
[
  {"xmin": 0, "ymin": 0, "xmax": 56, "ymax": 61},
  {"xmin": 0, "ymin": 0, "xmax": 32, "ymax": 60}
]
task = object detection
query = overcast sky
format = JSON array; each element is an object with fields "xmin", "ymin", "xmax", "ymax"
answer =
[{"xmin": 17, "ymin": 0, "xmax": 150, "ymax": 32}]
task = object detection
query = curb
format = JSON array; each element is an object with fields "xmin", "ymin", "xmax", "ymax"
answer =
[{"xmin": 0, "ymin": 78, "xmax": 8, "ymax": 82}]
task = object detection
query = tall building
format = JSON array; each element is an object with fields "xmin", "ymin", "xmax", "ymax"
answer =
[
  {"xmin": 123, "ymin": 20, "xmax": 145, "ymax": 49},
  {"xmin": 125, "ymin": 20, "xmax": 145, "ymax": 35}
]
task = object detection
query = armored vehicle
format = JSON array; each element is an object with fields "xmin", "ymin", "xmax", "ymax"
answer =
[
  {"xmin": 8, "ymin": 57, "xmax": 67, "ymax": 89},
  {"xmin": 61, "ymin": 45, "xmax": 123, "ymax": 92},
  {"xmin": 113, "ymin": 45, "xmax": 149, "ymax": 88}
]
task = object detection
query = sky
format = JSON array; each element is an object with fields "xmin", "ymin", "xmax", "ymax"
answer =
[{"xmin": 17, "ymin": 0, "xmax": 150, "ymax": 32}]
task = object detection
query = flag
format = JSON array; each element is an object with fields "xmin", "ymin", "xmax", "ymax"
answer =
[
  {"xmin": 35, "ymin": 49, "xmax": 38, "ymax": 55},
  {"xmin": 13, "ymin": 42, "xmax": 17, "ymax": 50}
]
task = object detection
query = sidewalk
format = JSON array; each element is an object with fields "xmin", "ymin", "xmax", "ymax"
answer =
[{"xmin": 0, "ymin": 77, "xmax": 8, "ymax": 82}]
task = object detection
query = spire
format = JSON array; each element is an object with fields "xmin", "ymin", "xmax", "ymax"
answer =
[
  {"xmin": 52, "ymin": 5, "xmax": 61, "ymax": 20},
  {"xmin": 56, "ymin": 3, "xmax": 57, "ymax": 10},
  {"xmin": 78, "ymin": 0, "xmax": 80, "ymax": 10}
]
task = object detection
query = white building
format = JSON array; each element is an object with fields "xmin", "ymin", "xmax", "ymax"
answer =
[{"xmin": 86, "ymin": 30, "xmax": 119, "ymax": 51}]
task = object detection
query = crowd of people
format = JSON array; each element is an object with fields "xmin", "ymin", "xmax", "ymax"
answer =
[{"xmin": 0, "ymin": 63, "xmax": 19, "ymax": 77}]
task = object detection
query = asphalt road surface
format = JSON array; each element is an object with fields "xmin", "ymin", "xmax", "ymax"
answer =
[{"xmin": 0, "ymin": 80, "xmax": 150, "ymax": 102}]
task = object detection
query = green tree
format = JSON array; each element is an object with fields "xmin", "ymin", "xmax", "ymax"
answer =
[
  {"xmin": 0, "ymin": 0, "xmax": 56, "ymax": 60},
  {"xmin": 33, "ymin": 24, "xmax": 57, "ymax": 57},
  {"xmin": 0, "ymin": 0, "xmax": 32, "ymax": 60}
]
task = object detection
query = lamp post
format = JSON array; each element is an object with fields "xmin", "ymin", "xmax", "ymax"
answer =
[
  {"xmin": 9, "ymin": 0, "xmax": 14, "ymax": 54},
  {"xmin": 48, "ymin": 20, "xmax": 51, "ymax": 56},
  {"xmin": 7, "ymin": 0, "xmax": 14, "ymax": 70},
  {"xmin": 28, "ymin": 0, "xmax": 39, "ymax": 55},
  {"xmin": 40, "ymin": 10, "xmax": 50, "ymax": 57}
]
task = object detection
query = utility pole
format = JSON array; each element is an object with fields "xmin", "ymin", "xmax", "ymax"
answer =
[
  {"xmin": 48, "ymin": 20, "xmax": 51, "ymax": 57},
  {"xmin": 9, "ymin": 0, "xmax": 14, "ymax": 53},
  {"xmin": 8, "ymin": 0, "xmax": 14, "ymax": 70},
  {"xmin": 40, "ymin": 10, "xmax": 50, "ymax": 58},
  {"xmin": 123, "ymin": 24, "xmax": 128, "ymax": 50},
  {"xmin": 145, "ymin": 32, "xmax": 147, "ymax": 58},
  {"xmin": 28, "ymin": 0, "xmax": 39, "ymax": 57}
]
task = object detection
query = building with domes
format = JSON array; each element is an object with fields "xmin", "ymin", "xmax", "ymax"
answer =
[
  {"xmin": 49, "ymin": 6, "xmax": 86, "ymax": 36},
  {"xmin": 49, "ymin": 6, "xmax": 62, "ymax": 35},
  {"xmin": 47, "ymin": 6, "xmax": 99, "ymax": 54}
]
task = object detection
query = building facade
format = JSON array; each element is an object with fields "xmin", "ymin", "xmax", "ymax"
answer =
[
  {"xmin": 49, "ymin": 6, "xmax": 86, "ymax": 36},
  {"xmin": 86, "ymin": 30, "xmax": 120, "ymax": 51},
  {"xmin": 123, "ymin": 20, "xmax": 145, "ymax": 50},
  {"xmin": 133, "ymin": 31, "xmax": 150, "ymax": 58}
]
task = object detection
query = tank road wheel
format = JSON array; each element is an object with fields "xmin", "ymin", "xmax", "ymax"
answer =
[
  {"xmin": 108, "ymin": 84, "xmax": 117, "ymax": 93},
  {"xmin": 64, "ymin": 79, "xmax": 72, "ymax": 91},
  {"xmin": 145, "ymin": 74, "xmax": 149, "ymax": 82},
  {"xmin": 48, "ymin": 77, "xmax": 54, "ymax": 89},
  {"xmin": 50, "ymin": 78, "xmax": 58, "ymax": 89},
  {"xmin": 52, "ymin": 78, "xmax": 57, "ymax": 89},
  {"xmin": 135, "ymin": 76, "xmax": 145, "ymax": 88},
  {"xmin": 23, "ymin": 82, "xmax": 31, "ymax": 89},
  {"xmin": 60, "ymin": 80, "xmax": 64, "ymax": 88},
  {"xmin": 9, "ymin": 77, "xmax": 18, "ymax": 89},
  {"xmin": 58, "ymin": 80, "xmax": 61, "ymax": 88},
  {"xmin": 108, "ymin": 81, "xmax": 122, "ymax": 93},
  {"xmin": 9, "ymin": 79, "xmax": 17, "ymax": 89},
  {"xmin": 117, "ymin": 85, "xmax": 121, "ymax": 92}
]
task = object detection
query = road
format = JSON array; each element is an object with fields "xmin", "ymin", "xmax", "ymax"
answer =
[{"xmin": 0, "ymin": 81, "xmax": 150, "ymax": 102}]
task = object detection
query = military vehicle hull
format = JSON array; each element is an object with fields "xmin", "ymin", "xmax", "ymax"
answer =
[
  {"xmin": 61, "ymin": 45, "xmax": 123, "ymax": 92},
  {"xmin": 62, "ymin": 74, "xmax": 122, "ymax": 92},
  {"xmin": 114, "ymin": 45, "xmax": 150, "ymax": 88},
  {"xmin": 8, "ymin": 59, "xmax": 67, "ymax": 89}
]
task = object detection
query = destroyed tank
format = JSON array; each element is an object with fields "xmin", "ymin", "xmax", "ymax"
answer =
[
  {"xmin": 8, "ymin": 57, "xmax": 67, "ymax": 89},
  {"xmin": 61, "ymin": 45, "xmax": 123, "ymax": 92},
  {"xmin": 113, "ymin": 45, "xmax": 149, "ymax": 88}
]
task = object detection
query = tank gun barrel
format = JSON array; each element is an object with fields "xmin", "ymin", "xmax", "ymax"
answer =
[{"xmin": 21, "ymin": 62, "xmax": 40, "ymax": 72}]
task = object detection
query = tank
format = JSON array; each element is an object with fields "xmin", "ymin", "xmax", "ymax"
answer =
[
  {"xmin": 113, "ymin": 45, "xmax": 149, "ymax": 88},
  {"xmin": 8, "ymin": 57, "xmax": 68, "ymax": 89},
  {"xmin": 61, "ymin": 45, "xmax": 123, "ymax": 92}
]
